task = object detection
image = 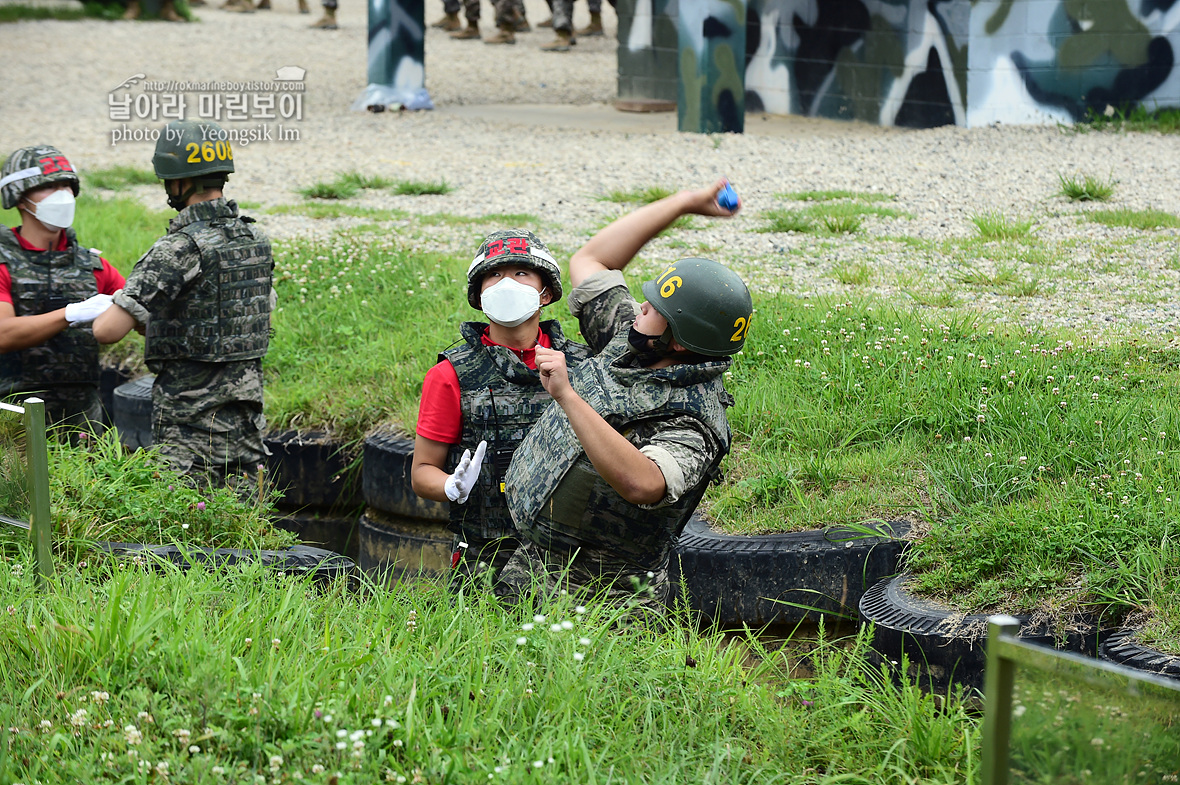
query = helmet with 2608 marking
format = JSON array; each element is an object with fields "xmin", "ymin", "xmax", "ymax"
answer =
[
  {"xmin": 1, "ymin": 145, "xmax": 80, "ymax": 210},
  {"xmin": 641, "ymin": 257, "xmax": 753, "ymax": 356},
  {"xmin": 152, "ymin": 120, "xmax": 235, "ymax": 180}
]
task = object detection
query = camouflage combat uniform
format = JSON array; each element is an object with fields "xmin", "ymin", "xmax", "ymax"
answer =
[
  {"xmin": 0, "ymin": 228, "xmax": 104, "ymax": 428},
  {"xmin": 113, "ymin": 199, "xmax": 273, "ymax": 489},
  {"xmin": 443, "ymin": 319, "xmax": 589, "ymax": 586},
  {"xmin": 498, "ymin": 269, "xmax": 733, "ymax": 616}
]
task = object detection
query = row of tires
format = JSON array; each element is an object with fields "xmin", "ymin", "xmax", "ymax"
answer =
[{"xmin": 110, "ymin": 376, "xmax": 1180, "ymax": 689}]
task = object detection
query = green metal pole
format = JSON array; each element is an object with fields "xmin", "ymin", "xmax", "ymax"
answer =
[
  {"xmin": 980, "ymin": 615, "xmax": 1019, "ymax": 785},
  {"xmin": 22, "ymin": 397, "xmax": 52, "ymax": 584}
]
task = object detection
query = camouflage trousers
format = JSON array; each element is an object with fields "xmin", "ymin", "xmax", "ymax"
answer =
[
  {"xmin": 448, "ymin": 532, "xmax": 522, "ymax": 591},
  {"xmin": 494, "ymin": 541, "xmax": 671, "ymax": 621},
  {"xmin": 150, "ymin": 360, "xmax": 268, "ymax": 495},
  {"xmin": 442, "ymin": 0, "xmax": 522, "ymax": 24},
  {"xmin": 546, "ymin": 0, "xmax": 604, "ymax": 28}
]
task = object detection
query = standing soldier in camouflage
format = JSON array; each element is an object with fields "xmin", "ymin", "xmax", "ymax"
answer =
[
  {"xmin": 94, "ymin": 120, "xmax": 274, "ymax": 493},
  {"xmin": 0, "ymin": 146, "xmax": 125, "ymax": 430},
  {"xmin": 497, "ymin": 180, "xmax": 751, "ymax": 617},
  {"xmin": 411, "ymin": 229, "xmax": 589, "ymax": 587}
]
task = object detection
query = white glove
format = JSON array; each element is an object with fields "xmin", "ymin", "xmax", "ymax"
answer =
[
  {"xmin": 444, "ymin": 440, "xmax": 487, "ymax": 504},
  {"xmin": 64, "ymin": 293, "xmax": 114, "ymax": 326}
]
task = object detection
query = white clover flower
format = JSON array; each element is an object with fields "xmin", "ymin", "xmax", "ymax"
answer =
[
  {"xmin": 213, "ymin": 766, "xmax": 226, "ymax": 775},
  {"xmin": 575, "ymin": 606, "xmax": 586, "ymax": 615},
  {"xmin": 521, "ymin": 623, "xmax": 534, "ymax": 631},
  {"xmin": 573, "ymin": 652, "xmax": 585, "ymax": 661},
  {"xmin": 189, "ymin": 745, "xmax": 200, "ymax": 754},
  {"xmin": 336, "ymin": 741, "xmax": 347, "ymax": 750},
  {"xmin": 516, "ymin": 637, "xmax": 527, "ymax": 646},
  {"xmin": 560, "ymin": 620, "xmax": 573, "ymax": 630},
  {"xmin": 533, "ymin": 614, "xmax": 545, "ymax": 623},
  {"xmin": 549, "ymin": 624, "xmax": 562, "ymax": 633},
  {"xmin": 579, "ymin": 637, "xmax": 591, "ymax": 646},
  {"xmin": 336, "ymin": 729, "xmax": 349, "ymax": 739}
]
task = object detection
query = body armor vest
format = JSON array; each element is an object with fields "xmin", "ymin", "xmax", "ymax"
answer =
[
  {"xmin": 145, "ymin": 213, "xmax": 272, "ymax": 363},
  {"xmin": 443, "ymin": 320, "xmax": 590, "ymax": 540},
  {"xmin": 506, "ymin": 332, "xmax": 733, "ymax": 572},
  {"xmin": 0, "ymin": 228, "xmax": 101, "ymax": 398}
]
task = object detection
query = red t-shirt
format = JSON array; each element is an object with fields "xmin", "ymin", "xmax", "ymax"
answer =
[
  {"xmin": 0, "ymin": 227, "xmax": 126, "ymax": 306},
  {"xmin": 416, "ymin": 327, "xmax": 553, "ymax": 444}
]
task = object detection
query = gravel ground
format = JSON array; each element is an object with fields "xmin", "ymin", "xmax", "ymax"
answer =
[{"xmin": 4, "ymin": 4, "xmax": 1180, "ymax": 338}]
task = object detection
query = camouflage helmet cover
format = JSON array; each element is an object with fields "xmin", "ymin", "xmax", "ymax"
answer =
[
  {"xmin": 466, "ymin": 229, "xmax": 563, "ymax": 309},
  {"xmin": 641, "ymin": 257, "xmax": 753, "ymax": 356},
  {"xmin": 1, "ymin": 145, "xmax": 80, "ymax": 210},
  {"xmin": 153, "ymin": 120, "xmax": 235, "ymax": 180}
]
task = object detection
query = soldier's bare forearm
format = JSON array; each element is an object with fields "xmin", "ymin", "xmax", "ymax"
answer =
[
  {"xmin": 0, "ymin": 309, "xmax": 69, "ymax": 353},
  {"xmin": 569, "ymin": 191, "xmax": 696, "ymax": 288}
]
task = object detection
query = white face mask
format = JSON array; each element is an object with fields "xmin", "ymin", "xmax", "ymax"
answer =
[
  {"xmin": 481, "ymin": 277, "xmax": 541, "ymax": 328},
  {"xmin": 24, "ymin": 189, "xmax": 76, "ymax": 230}
]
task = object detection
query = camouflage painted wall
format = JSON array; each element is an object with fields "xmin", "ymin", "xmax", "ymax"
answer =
[
  {"xmin": 678, "ymin": 0, "xmax": 747, "ymax": 132},
  {"xmin": 967, "ymin": 0, "xmax": 1180, "ymax": 125},
  {"xmin": 617, "ymin": 0, "xmax": 1180, "ymax": 128}
]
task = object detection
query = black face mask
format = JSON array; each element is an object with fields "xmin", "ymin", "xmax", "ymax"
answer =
[{"xmin": 627, "ymin": 324, "xmax": 676, "ymax": 366}]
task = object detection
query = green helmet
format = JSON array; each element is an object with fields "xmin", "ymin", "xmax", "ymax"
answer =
[
  {"xmin": 152, "ymin": 120, "xmax": 235, "ymax": 180},
  {"xmin": 641, "ymin": 258, "xmax": 753, "ymax": 356},
  {"xmin": 1, "ymin": 145, "xmax": 80, "ymax": 210},
  {"xmin": 466, "ymin": 229, "xmax": 563, "ymax": 309}
]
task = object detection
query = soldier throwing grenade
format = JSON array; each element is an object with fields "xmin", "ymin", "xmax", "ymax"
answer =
[
  {"xmin": 94, "ymin": 120, "xmax": 275, "ymax": 494},
  {"xmin": 496, "ymin": 179, "xmax": 753, "ymax": 618}
]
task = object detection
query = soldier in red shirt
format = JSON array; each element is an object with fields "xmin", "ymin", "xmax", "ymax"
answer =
[
  {"xmin": 411, "ymin": 229, "xmax": 589, "ymax": 586},
  {"xmin": 0, "ymin": 146, "xmax": 125, "ymax": 429}
]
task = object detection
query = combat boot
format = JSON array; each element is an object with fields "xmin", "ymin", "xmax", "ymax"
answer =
[
  {"xmin": 224, "ymin": 0, "xmax": 255, "ymax": 12},
  {"xmin": 576, "ymin": 12, "xmax": 603, "ymax": 36},
  {"xmin": 537, "ymin": 15, "xmax": 552, "ymax": 27},
  {"xmin": 158, "ymin": 0, "xmax": 183, "ymax": 18},
  {"xmin": 310, "ymin": 6, "xmax": 336, "ymax": 27},
  {"xmin": 430, "ymin": 11, "xmax": 460, "ymax": 29},
  {"xmin": 513, "ymin": 8, "xmax": 529, "ymax": 32},
  {"xmin": 297, "ymin": 0, "xmax": 308, "ymax": 11},
  {"xmin": 255, "ymin": 0, "xmax": 271, "ymax": 9},
  {"xmin": 449, "ymin": 21, "xmax": 480, "ymax": 39},
  {"xmin": 122, "ymin": 0, "xmax": 140, "ymax": 18},
  {"xmin": 484, "ymin": 24, "xmax": 515, "ymax": 43},
  {"xmin": 540, "ymin": 29, "xmax": 574, "ymax": 51}
]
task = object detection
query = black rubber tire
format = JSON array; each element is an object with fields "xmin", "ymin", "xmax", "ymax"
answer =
[
  {"xmin": 1099, "ymin": 630, "xmax": 1180, "ymax": 681},
  {"xmin": 98, "ymin": 363, "xmax": 133, "ymax": 429},
  {"xmin": 264, "ymin": 430, "xmax": 362, "ymax": 511},
  {"xmin": 859, "ymin": 574, "xmax": 1104, "ymax": 694},
  {"xmin": 357, "ymin": 507, "xmax": 451, "ymax": 585},
  {"xmin": 96, "ymin": 542, "xmax": 356, "ymax": 585},
  {"xmin": 362, "ymin": 431, "xmax": 448, "ymax": 521},
  {"xmin": 273, "ymin": 507, "xmax": 361, "ymax": 561},
  {"xmin": 112, "ymin": 375, "xmax": 155, "ymax": 450},
  {"xmin": 670, "ymin": 518, "xmax": 909, "ymax": 628}
]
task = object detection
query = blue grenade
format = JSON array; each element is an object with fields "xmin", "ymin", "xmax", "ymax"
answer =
[{"xmin": 717, "ymin": 183, "xmax": 739, "ymax": 211}]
